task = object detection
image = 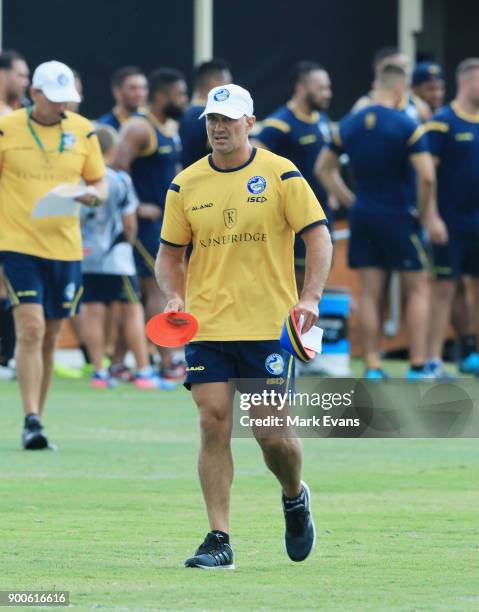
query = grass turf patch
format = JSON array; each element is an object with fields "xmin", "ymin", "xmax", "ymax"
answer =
[{"xmin": 0, "ymin": 365, "xmax": 478, "ymax": 611}]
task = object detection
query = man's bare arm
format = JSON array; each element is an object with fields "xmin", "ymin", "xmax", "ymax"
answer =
[
  {"xmin": 113, "ymin": 121, "xmax": 150, "ymax": 172},
  {"xmin": 315, "ymin": 148, "xmax": 354, "ymax": 207},
  {"xmin": 155, "ymin": 243, "xmax": 188, "ymax": 311},
  {"xmin": 121, "ymin": 212, "xmax": 137, "ymax": 244},
  {"xmin": 294, "ymin": 224, "xmax": 333, "ymax": 333},
  {"xmin": 410, "ymin": 153, "xmax": 447, "ymax": 244}
]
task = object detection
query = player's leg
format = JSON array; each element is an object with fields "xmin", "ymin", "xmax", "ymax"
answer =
[
  {"xmin": 348, "ymin": 209, "xmax": 388, "ymax": 376},
  {"xmin": 470, "ymin": 278, "xmax": 479, "ymax": 365},
  {"xmin": 358, "ymin": 268, "xmax": 388, "ymax": 373},
  {"xmin": 80, "ymin": 273, "xmax": 118, "ymax": 388},
  {"xmin": 427, "ymin": 279, "xmax": 456, "ymax": 361},
  {"xmin": 461, "ymin": 240, "xmax": 479, "ymax": 373},
  {"xmin": 13, "ymin": 302, "xmax": 45, "ymax": 416},
  {"xmin": 183, "ymin": 342, "xmax": 236, "ymax": 569},
  {"xmin": 400, "ymin": 270, "xmax": 430, "ymax": 368},
  {"xmin": 0, "ymin": 264, "xmax": 16, "ymax": 376},
  {"xmin": 118, "ymin": 275, "xmax": 174, "ymax": 389},
  {"xmin": 427, "ymin": 236, "xmax": 458, "ymax": 374},
  {"xmin": 453, "ymin": 277, "xmax": 477, "ymax": 371},
  {"xmin": 256, "ymin": 431, "xmax": 303, "ymax": 496},
  {"xmin": 121, "ymin": 302, "xmax": 149, "ymax": 367},
  {"xmin": 192, "ymin": 381, "xmax": 235, "ymax": 533},
  {"xmin": 81, "ymin": 302, "xmax": 107, "ymax": 372},
  {"xmin": 238, "ymin": 342, "xmax": 315, "ymax": 562},
  {"xmin": 39, "ymin": 318, "xmax": 63, "ymax": 416}
]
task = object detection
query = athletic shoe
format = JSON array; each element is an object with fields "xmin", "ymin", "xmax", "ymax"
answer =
[
  {"xmin": 109, "ymin": 363, "xmax": 135, "ymax": 383},
  {"xmin": 406, "ymin": 366, "xmax": 435, "ymax": 381},
  {"xmin": 54, "ymin": 363, "xmax": 83, "ymax": 379},
  {"xmin": 161, "ymin": 358, "xmax": 186, "ymax": 381},
  {"xmin": 184, "ymin": 532, "xmax": 234, "ymax": 569},
  {"xmin": 133, "ymin": 373, "xmax": 177, "ymax": 390},
  {"xmin": 364, "ymin": 368, "xmax": 388, "ymax": 381},
  {"xmin": 459, "ymin": 352, "xmax": 479, "ymax": 374},
  {"xmin": 426, "ymin": 359, "xmax": 458, "ymax": 381},
  {"xmin": 90, "ymin": 372, "xmax": 118, "ymax": 389},
  {"xmin": 283, "ymin": 481, "xmax": 316, "ymax": 562},
  {"xmin": 22, "ymin": 415, "xmax": 49, "ymax": 450},
  {"xmin": 0, "ymin": 363, "xmax": 15, "ymax": 381}
]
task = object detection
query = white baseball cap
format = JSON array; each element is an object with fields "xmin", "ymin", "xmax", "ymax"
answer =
[
  {"xmin": 32, "ymin": 61, "xmax": 81, "ymax": 103},
  {"xmin": 199, "ymin": 84, "xmax": 254, "ymax": 119}
]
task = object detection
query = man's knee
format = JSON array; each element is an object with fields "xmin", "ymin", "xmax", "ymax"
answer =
[
  {"xmin": 15, "ymin": 314, "xmax": 45, "ymax": 345},
  {"xmin": 198, "ymin": 406, "xmax": 231, "ymax": 444}
]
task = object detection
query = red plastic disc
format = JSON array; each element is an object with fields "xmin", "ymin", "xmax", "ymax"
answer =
[{"xmin": 145, "ymin": 312, "xmax": 198, "ymax": 347}]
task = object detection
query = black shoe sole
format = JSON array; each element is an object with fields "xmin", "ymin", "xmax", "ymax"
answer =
[
  {"xmin": 185, "ymin": 562, "xmax": 235, "ymax": 570},
  {"xmin": 23, "ymin": 433, "xmax": 49, "ymax": 450}
]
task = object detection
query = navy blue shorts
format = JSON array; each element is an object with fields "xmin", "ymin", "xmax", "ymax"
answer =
[
  {"xmin": 431, "ymin": 226, "xmax": 479, "ymax": 280},
  {"xmin": 1, "ymin": 251, "xmax": 82, "ymax": 320},
  {"xmin": 184, "ymin": 340, "xmax": 295, "ymax": 392},
  {"xmin": 82, "ymin": 274, "xmax": 141, "ymax": 304},
  {"xmin": 348, "ymin": 209, "xmax": 427, "ymax": 270},
  {"xmin": 134, "ymin": 218, "xmax": 162, "ymax": 278}
]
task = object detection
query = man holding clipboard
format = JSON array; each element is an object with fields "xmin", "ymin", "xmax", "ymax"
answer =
[
  {"xmin": 0, "ymin": 60, "xmax": 107, "ymax": 450},
  {"xmin": 157, "ymin": 84, "xmax": 332, "ymax": 569}
]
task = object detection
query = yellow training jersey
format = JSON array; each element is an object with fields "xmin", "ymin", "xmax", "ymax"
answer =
[
  {"xmin": 0, "ymin": 108, "xmax": 105, "ymax": 260},
  {"xmin": 161, "ymin": 147, "xmax": 326, "ymax": 341}
]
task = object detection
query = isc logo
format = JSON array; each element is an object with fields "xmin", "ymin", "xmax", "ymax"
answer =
[{"xmin": 246, "ymin": 196, "xmax": 267, "ymax": 203}]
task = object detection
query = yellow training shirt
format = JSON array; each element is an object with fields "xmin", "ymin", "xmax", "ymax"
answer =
[
  {"xmin": 161, "ymin": 147, "xmax": 326, "ymax": 341},
  {"xmin": 0, "ymin": 108, "xmax": 105, "ymax": 260}
]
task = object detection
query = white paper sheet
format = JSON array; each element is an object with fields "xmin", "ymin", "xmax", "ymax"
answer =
[
  {"xmin": 301, "ymin": 326, "xmax": 323, "ymax": 353},
  {"xmin": 32, "ymin": 183, "xmax": 92, "ymax": 218},
  {"xmin": 297, "ymin": 314, "xmax": 323, "ymax": 353}
]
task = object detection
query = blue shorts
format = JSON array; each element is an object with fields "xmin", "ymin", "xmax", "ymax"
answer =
[
  {"xmin": 431, "ymin": 226, "xmax": 479, "ymax": 280},
  {"xmin": 1, "ymin": 251, "xmax": 82, "ymax": 320},
  {"xmin": 134, "ymin": 218, "xmax": 162, "ymax": 278},
  {"xmin": 348, "ymin": 209, "xmax": 427, "ymax": 270},
  {"xmin": 82, "ymin": 274, "xmax": 141, "ymax": 304},
  {"xmin": 184, "ymin": 340, "xmax": 295, "ymax": 392}
]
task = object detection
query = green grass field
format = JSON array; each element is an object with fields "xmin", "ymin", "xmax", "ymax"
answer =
[{"xmin": 1, "ymin": 365, "xmax": 478, "ymax": 611}]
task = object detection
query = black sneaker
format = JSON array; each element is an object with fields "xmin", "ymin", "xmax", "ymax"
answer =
[
  {"xmin": 22, "ymin": 415, "xmax": 49, "ymax": 450},
  {"xmin": 184, "ymin": 531, "xmax": 234, "ymax": 569},
  {"xmin": 282, "ymin": 481, "xmax": 316, "ymax": 562}
]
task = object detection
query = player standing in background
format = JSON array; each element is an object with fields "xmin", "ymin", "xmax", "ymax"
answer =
[
  {"xmin": 66, "ymin": 70, "xmax": 84, "ymax": 113},
  {"xmin": 0, "ymin": 53, "xmax": 16, "ymax": 380},
  {"xmin": 412, "ymin": 60, "xmax": 473, "ymax": 371},
  {"xmin": 114, "ymin": 68, "xmax": 188, "ymax": 380},
  {"xmin": 0, "ymin": 54, "xmax": 14, "ymax": 115},
  {"xmin": 80, "ymin": 125, "xmax": 173, "ymax": 390},
  {"xmin": 179, "ymin": 59, "xmax": 231, "ymax": 168},
  {"xmin": 254, "ymin": 61, "xmax": 333, "ymax": 290},
  {"xmin": 157, "ymin": 84, "xmax": 332, "ymax": 568},
  {"xmin": 1, "ymin": 50, "xmax": 30, "ymax": 110},
  {"xmin": 412, "ymin": 61, "xmax": 445, "ymax": 114},
  {"xmin": 317, "ymin": 64, "xmax": 444, "ymax": 380},
  {"xmin": 97, "ymin": 66, "xmax": 148, "ymax": 130},
  {"xmin": 0, "ymin": 61, "xmax": 107, "ymax": 449},
  {"xmin": 353, "ymin": 46, "xmax": 431, "ymax": 122},
  {"xmin": 426, "ymin": 58, "xmax": 479, "ymax": 377}
]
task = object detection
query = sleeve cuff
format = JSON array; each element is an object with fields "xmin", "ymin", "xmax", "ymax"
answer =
[
  {"xmin": 160, "ymin": 238, "xmax": 189, "ymax": 248},
  {"xmin": 297, "ymin": 219, "xmax": 328, "ymax": 236}
]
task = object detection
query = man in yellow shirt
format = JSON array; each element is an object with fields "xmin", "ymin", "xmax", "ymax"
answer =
[
  {"xmin": 157, "ymin": 84, "xmax": 332, "ymax": 568},
  {"xmin": 0, "ymin": 60, "xmax": 107, "ymax": 450}
]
